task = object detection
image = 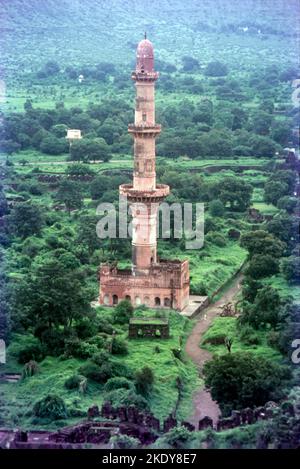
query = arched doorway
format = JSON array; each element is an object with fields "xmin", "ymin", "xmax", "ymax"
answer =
[
  {"xmin": 155, "ymin": 297, "xmax": 161, "ymax": 306},
  {"xmin": 144, "ymin": 296, "xmax": 150, "ymax": 306},
  {"xmin": 112, "ymin": 294, "xmax": 118, "ymax": 305},
  {"xmin": 103, "ymin": 294, "xmax": 109, "ymax": 305},
  {"xmin": 135, "ymin": 296, "xmax": 141, "ymax": 306},
  {"xmin": 164, "ymin": 297, "xmax": 171, "ymax": 307}
]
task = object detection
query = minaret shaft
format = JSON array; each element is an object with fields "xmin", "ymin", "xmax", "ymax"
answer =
[{"xmin": 122, "ymin": 38, "xmax": 168, "ymax": 272}]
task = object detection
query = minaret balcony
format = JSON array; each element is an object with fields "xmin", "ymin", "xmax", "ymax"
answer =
[
  {"xmin": 128, "ymin": 123, "xmax": 161, "ymax": 135},
  {"xmin": 131, "ymin": 71, "xmax": 159, "ymax": 81},
  {"xmin": 120, "ymin": 183, "xmax": 170, "ymax": 202}
]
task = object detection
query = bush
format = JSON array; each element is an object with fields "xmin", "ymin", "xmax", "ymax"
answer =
[
  {"xmin": 92, "ymin": 350, "xmax": 110, "ymax": 366},
  {"xmin": 79, "ymin": 361, "xmax": 114, "ymax": 383},
  {"xmin": 97, "ymin": 318, "xmax": 114, "ymax": 334},
  {"xmin": 18, "ymin": 343, "xmax": 45, "ymax": 364},
  {"xmin": 209, "ymin": 199, "xmax": 225, "ymax": 217},
  {"xmin": 104, "ymin": 377, "xmax": 134, "ymax": 392},
  {"xmin": 238, "ymin": 325, "xmax": 261, "ymax": 345},
  {"xmin": 75, "ymin": 319, "xmax": 98, "ymax": 339},
  {"xmin": 135, "ymin": 366, "xmax": 154, "ymax": 396},
  {"xmin": 33, "ymin": 394, "xmax": 67, "ymax": 420},
  {"xmin": 163, "ymin": 426, "xmax": 194, "ymax": 449},
  {"xmin": 65, "ymin": 338, "xmax": 99, "ymax": 359},
  {"xmin": 114, "ymin": 300, "xmax": 134, "ymax": 324},
  {"xmin": 109, "ymin": 434, "xmax": 140, "ymax": 449},
  {"xmin": 105, "ymin": 389, "xmax": 149, "ymax": 411},
  {"xmin": 206, "ymin": 232, "xmax": 227, "ymax": 247},
  {"xmin": 64, "ymin": 374, "xmax": 83, "ymax": 390},
  {"xmin": 111, "ymin": 337, "xmax": 128, "ymax": 355},
  {"xmin": 22, "ymin": 360, "xmax": 39, "ymax": 378}
]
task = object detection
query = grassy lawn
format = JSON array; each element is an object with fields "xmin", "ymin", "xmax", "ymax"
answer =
[{"xmin": 200, "ymin": 317, "xmax": 283, "ymax": 362}]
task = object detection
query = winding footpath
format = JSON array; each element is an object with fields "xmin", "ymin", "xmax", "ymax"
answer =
[{"xmin": 185, "ymin": 273, "xmax": 243, "ymax": 428}]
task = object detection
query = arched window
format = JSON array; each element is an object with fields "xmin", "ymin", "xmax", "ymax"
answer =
[
  {"xmin": 144, "ymin": 296, "xmax": 150, "ymax": 306},
  {"xmin": 103, "ymin": 294, "xmax": 109, "ymax": 305},
  {"xmin": 164, "ymin": 297, "xmax": 171, "ymax": 307},
  {"xmin": 112, "ymin": 294, "xmax": 118, "ymax": 305},
  {"xmin": 155, "ymin": 297, "xmax": 161, "ymax": 306},
  {"xmin": 135, "ymin": 296, "xmax": 141, "ymax": 306},
  {"xmin": 125, "ymin": 295, "xmax": 131, "ymax": 302}
]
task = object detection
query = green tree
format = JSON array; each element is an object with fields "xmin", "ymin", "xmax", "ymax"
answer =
[
  {"xmin": 40, "ymin": 135, "xmax": 68, "ymax": 155},
  {"xmin": 204, "ymin": 352, "xmax": 290, "ymax": 413},
  {"xmin": 240, "ymin": 230, "xmax": 285, "ymax": 259},
  {"xmin": 214, "ymin": 177, "xmax": 252, "ymax": 211},
  {"xmin": 205, "ymin": 61, "xmax": 228, "ymax": 76},
  {"xmin": 135, "ymin": 366, "xmax": 154, "ymax": 396},
  {"xmin": 15, "ymin": 252, "xmax": 93, "ymax": 335},
  {"xmin": 240, "ymin": 285, "xmax": 282, "ymax": 328},
  {"xmin": 249, "ymin": 135, "xmax": 277, "ymax": 157},
  {"xmin": 209, "ymin": 199, "xmax": 225, "ymax": 217},
  {"xmin": 55, "ymin": 180, "xmax": 83, "ymax": 214},
  {"xmin": 114, "ymin": 300, "xmax": 134, "ymax": 324},
  {"xmin": 245, "ymin": 254, "xmax": 279, "ymax": 278},
  {"xmin": 9, "ymin": 201, "xmax": 45, "ymax": 239},
  {"xmin": 266, "ymin": 215, "xmax": 295, "ymax": 245},
  {"xmin": 280, "ymin": 256, "xmax": 300, "ymax": 283},
  {"xmin": 181, "ymin": 55, "xmax": 199, "ymax": 72},
  {"xmin": 264, "ymin": 181, "xmax": 289, "ymax": 205}
]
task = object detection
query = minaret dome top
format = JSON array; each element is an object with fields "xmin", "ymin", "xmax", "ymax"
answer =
[{"xmin": 136, "ymin": 37, "xmax": 154, "ymax": 73}]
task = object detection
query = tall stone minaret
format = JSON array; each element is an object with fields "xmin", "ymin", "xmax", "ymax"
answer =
[{"xmin": 120, "ymin": 35, "xmax": 169, "ymax": 273}]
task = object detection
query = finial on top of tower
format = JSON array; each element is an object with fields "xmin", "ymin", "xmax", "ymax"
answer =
[{"xmin": 144, "ymin": 31, "xmax": 147, "ymax": 40}]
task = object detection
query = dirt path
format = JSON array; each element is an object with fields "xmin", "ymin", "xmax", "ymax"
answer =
[{"xmin": 185, "ymin": 273, "xmax": 243, "ymax": 428}]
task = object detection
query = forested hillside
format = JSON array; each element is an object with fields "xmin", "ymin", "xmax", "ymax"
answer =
[{"xmin": 1, "ymin": 0, "xmax": 299, "ymax": 76}]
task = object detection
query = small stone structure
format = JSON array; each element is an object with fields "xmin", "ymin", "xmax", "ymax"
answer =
[{"xmin": 129, "ymin": 317, "xmax": 169, "ymax": 339}]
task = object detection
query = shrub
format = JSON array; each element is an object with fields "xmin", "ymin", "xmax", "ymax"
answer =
[
  {"xmin": 209, "ymin": 199, "xmax": 225, "ymax": 217},
  {"xmin": 111, "ymin": 337, "xmax": 128, "ymax": 355},
  {"xmin": 92, "ymin": 350, "xmax": 110, "ymax": 366},
  {"xmin": 191, "ymin": 282, "xmax": 207, "ymax": 295},
  {"xmin": 206, "ymin": 232, "xmax": 227, "ymax": 247},
  {"xmin": 97, "ymin": 318, "xmax": 114, "ymax": 334},
  {"xmin": 65, "ymin": 338, "xmax": 98, "ymax": 359},
  {"xmin": 105, "ymin": 389, "xmax": 149, "ymax": 411},
  {"xmin": 266, "ymin": 330, "xmax": 280, "ymax": 349},
  {"xmin": 228, "ymin": 228, "xmax": 241, "ymax": 240},
  {"xmin": 18, "ymin": 343, "xmax": 45, "ymax": 364},
  {"xmin": 64, "ymin": 374, "xmax": 83, "ymax": 390},
  {"xmin": 33, "ymin": 394, "xmax": 67, "ymax": 420},
  {"xmin": 135, "ymin": 366, "xmax": 154, "ymax": 396},
  {"xmin": 109, "ymin": 434, "xmax": 140, "ymax": 449},
  {"xmin": 22, "ymin": 360, "xmax": 39, "ymax": 378},
  {"xmin": 79, "ymin": 361, "xmax": 114, "ymax": 383},
  {"xmin": 238, "ymin": 325, "xmax": 261, "ymax": 345},
  {"xmin": 163, "ymin": 426, "xmax": 194, "ymax": 449},
  {"xmin": 104, "ymin": 377, "xmax": 134, "ymax": 392},
  {"xmin": 75, "ymin": 319, "xmax": 98, "ymax": 339},
  {"xmin": 114, "ymin": 300, "xmax": 134, "ymax": 324}
]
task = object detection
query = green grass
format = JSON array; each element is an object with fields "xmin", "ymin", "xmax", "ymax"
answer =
[
  {"xmin": 0, "ymin": 310, "xmax": 199, "ymax": 429},
  {"xmin": 187, "ymin": 241, "xmax": 247, "ymax": 297},
  {"xmin": 251, "ymin": 201, "xmax": 279, "ymax": 215},
  {"xmin": 200, "ymin": 317, "xmax": 283, "ymax": 362},
  {"xmin": 264, "ymin": 275, "xmax": 300, "ymax": 303}
]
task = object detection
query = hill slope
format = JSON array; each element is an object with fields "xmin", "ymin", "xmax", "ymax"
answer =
[{"xmin": 0, "ymin": 0, "xmax": 299, "ymax": 75}]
